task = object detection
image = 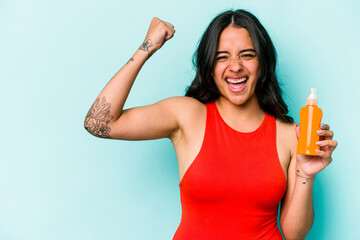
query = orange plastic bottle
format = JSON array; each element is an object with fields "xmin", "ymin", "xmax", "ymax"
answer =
[{"xmin": 297, "ymin": 88, "xmax": 323, "ymax": 156}]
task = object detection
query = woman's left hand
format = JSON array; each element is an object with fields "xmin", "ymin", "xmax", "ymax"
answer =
[{"xmin": 295, "ymin": 123, "xmax": 338, "ymax": 177}]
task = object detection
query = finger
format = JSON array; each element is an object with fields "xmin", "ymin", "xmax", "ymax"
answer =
[
  {"xmin": 317, "ymin": 129, "xmax": 334, "ymax": 140},
  {"xmin": 159, "ymin": 21, "xmax": 175, "ymax": 40},
  {"xmin": 315, "ymin": 149, "xmax": 332, "ymax": 163},
  {"xmin": 166, "ymin": 25, "xmax": 175, "ymax": 35},
  {"xmin": 164, "ymin": 21, "xmax": 174, "ymax": 29},
  {"xmin": 151, "ymin": 17, "xmax": 173, "ymax": 31},
  {"xmin": 316, "ymin": 139, "xmax": 338, "ymax": 149},
  {"xmin": 320, "ymin": 123, "xmax": 330, "ymax": 130},
  {"xmin": 164, "ymin": 28, "xmax": 175, "ymax": 40}
]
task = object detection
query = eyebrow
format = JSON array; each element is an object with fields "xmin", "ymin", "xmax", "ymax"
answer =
[{"xmin": 216, "ymin": 49, "xmax": 256, "ymax": 54}]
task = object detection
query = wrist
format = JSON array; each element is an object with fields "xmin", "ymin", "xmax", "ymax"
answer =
[
  {"xmin": 296, "ymin": 157, "xmax": 317, "ymax": 178},
  {"xmin": 296, "ymin": 168, "xmax": 315, "ymax": 185},
  {"xmin": 139, "ymin": 37, "xmax": 157, "ymax": 58}
]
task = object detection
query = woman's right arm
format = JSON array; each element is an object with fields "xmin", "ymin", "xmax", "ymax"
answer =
[{"xmin": 84, "ymin": 17, "xmax": 177, "ymax": 140}]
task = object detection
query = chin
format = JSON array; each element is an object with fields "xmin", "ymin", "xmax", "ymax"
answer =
[
  {"xmin": 226, "ymin": 92, "xmax": 257, "ymax": 107},
  {"xmin": 220, "ymin": 95, "xmax": 247, "ymax": 106},
  {"xmin": 231, "ymin": 99, "xmax": 248, "ymax": 106}
]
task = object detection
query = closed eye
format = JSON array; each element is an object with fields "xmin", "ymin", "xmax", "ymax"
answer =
[
  {"xmin": 240, "ymin": 54, "xmax": 256, "ymax": 60},
  {"xmin": 216, "ymin": 56, "xmax": 228, "ymax": 61}
]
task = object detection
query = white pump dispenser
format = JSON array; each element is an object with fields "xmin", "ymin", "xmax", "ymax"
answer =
[{"xmin": 306, "ymin": 88, "xmax": 318, "ymax": 106}]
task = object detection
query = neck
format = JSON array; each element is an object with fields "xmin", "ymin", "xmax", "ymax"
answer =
[{"xmin": 215, "ymin": 95, "xmax": 265, "ymax": 132}]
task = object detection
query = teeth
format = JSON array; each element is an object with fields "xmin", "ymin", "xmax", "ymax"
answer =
[{"xmin": 226, "ymin": 77, "xmax": 247, "ymax": 84}]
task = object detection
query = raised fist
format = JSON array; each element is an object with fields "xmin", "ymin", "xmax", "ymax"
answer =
[{"xmin": 139, "ymin": 17, "xmax": 175, "ymax": 57}]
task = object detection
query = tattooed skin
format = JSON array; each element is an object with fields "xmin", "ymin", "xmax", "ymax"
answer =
[
  {"xmin": 296, "ymin": 169, "xmax": 313, "ymax": 184},
  {"xmin": 139, "ymin": 38, "xmax": 153, "ymax": 57},
  {"xmin": 85, "ymin": 97, "xmax": 114, "ymax": 138},
  {"xmin": 126, "ymin": 57, "xmax": 134, "ymax": 64}
]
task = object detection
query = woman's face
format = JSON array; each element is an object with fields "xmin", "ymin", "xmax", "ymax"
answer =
[{"xmin": 212, "ymin": 26, "xmax": 259, "ymax": 106}]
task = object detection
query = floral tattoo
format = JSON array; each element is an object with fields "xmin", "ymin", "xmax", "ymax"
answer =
[{"xmin": 85, "ymin": 97, "xmax": 114, "ymax": 138}]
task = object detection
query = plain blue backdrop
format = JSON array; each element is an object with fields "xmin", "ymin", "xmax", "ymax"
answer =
[{"xmin": 1, "ymin": 0, "xmax": 359, "ymax": 239}]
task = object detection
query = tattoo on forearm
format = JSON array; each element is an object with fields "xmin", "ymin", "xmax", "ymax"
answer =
[
  {"xmin": 85, "ymin": 97, "xmax": 114, "ymax": 138},
  {"xmin": 139, "ymin": 38, "xmax": 153, "ymax": 57},
  {"xmin": 126, "ymin": 57, "xmax": 134, "ymax": 64},
  {"xmin": 296, "ymin": 169, "xmax": 313, "ymax": 184}
]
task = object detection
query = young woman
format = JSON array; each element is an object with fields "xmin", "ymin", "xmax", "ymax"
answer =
[{"xmin": 84, "ymin": 10, "xmax": 337, "ymax": 240}]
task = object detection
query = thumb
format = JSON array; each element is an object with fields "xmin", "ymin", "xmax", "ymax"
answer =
[
  {"xmin": 295, "ymin": 124, "xmax": 300, "ymax": 141},
  {"xmin": 164, "ymin": 30, "xmax": 174, "ymax": 41},
  {"xmin": 164, "ymin": 26, "xmax": 175, "ymax": 41}
]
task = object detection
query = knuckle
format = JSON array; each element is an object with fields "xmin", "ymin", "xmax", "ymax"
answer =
[{"xmin": 322, "ymin": 124, "xmax": 330, "ymax": 130}]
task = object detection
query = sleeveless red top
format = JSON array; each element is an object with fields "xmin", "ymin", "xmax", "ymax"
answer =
[{"xmin": 173, "ymin": 102, "xmax": 287, "ymax": 240}]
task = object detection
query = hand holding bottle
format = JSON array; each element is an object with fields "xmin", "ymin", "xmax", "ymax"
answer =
[
  {"xmin": 295, "ymin": 88, "xmax": 338, "ymax": 178},
  {"xmin": 295, "ymin": 122, "xmax": 338, "ymax": 178}
]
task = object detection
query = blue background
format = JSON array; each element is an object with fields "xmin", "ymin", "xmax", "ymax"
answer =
[{"xmin": 1, "ymin": 0, "xmax": 359, "ymax": 239}]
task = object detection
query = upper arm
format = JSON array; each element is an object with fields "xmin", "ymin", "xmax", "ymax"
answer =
[
  {"xmin": 106, "ymin": 97, "xmax": 200, "ymax": 141},
  {"xmin": 279, "ymin": 122, "xmax": 298, "ymax": 224}
]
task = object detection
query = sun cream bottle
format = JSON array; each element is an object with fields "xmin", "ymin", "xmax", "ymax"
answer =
[{"xmin": 297, "ymin": 88, "xmax": 323, "ymax": 156}]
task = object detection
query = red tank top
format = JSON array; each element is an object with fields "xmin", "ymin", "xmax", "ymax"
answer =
[{"xmin": 173, "ymin": 101, "xmax": 287, "ymax": 240}]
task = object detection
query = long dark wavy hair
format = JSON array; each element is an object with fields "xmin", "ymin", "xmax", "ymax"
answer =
[{"xmin": 185, "ymin": 9, "xmax": 293, "ymax": 123}]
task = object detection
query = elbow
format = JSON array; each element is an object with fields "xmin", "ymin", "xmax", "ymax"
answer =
[
  {"xmin": 84, "ymin": 120, "xmax": 96, "ymax": 137},
  {"xmin": 280, "ymin": 212, "xmax": 314, "ymax": 240},
  {"xmin": 282, "ymin": 233, "xmax": 307, "ymax": 240},
  {"xmin": 84, "ymin": 123, "xmax": 95, "ymax": 137},
  {"xmin": 280, "ymin": 223, "xmax": 312, "ymax": 240},
  {"xmin": 84, "ymin": 118, "xmax": 113, "ymax": 139}
]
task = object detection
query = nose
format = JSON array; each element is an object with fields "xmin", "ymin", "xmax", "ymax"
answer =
[{"xmin": 228, "ymin": 58, "xmax": 243, "ymax": 72}]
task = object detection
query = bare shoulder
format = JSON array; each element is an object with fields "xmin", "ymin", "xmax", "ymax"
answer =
[
  {"xmin": 159, "ymin": 96, "xmax": 206, "ymax": 122},
  {"xmin": 161, "ymin": 96, "xmax": 206, "ymax": 144},
  {"xmin": 160, "ymin": 96, "xmax": 205, "ymax": 109}
]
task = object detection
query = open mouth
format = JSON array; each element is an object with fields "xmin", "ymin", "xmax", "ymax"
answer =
[{"xmin": 226, "ymin": 77, "xmax": 248, "ymax": 93}]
